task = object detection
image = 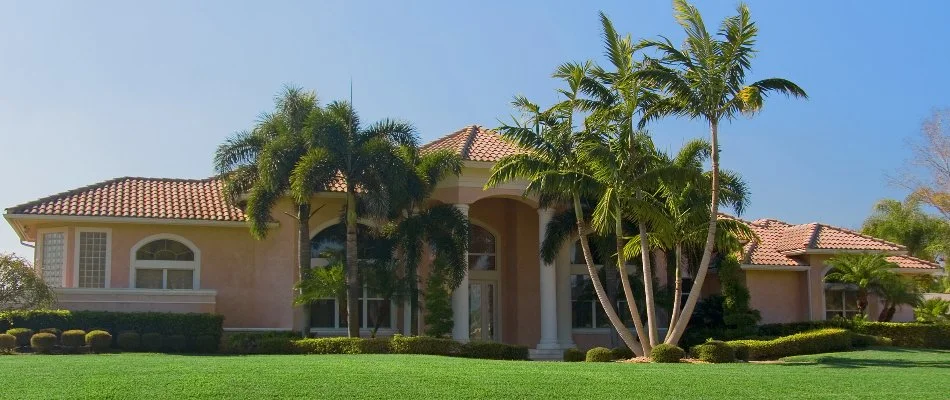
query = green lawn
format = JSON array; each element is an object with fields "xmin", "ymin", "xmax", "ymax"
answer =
[{"xmin": 2, "ymin": 348, "xmax": 948, "ymax": 399}]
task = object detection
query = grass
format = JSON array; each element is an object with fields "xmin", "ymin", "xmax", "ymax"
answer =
[{"xmin": 2, "ymin": 348, "xmax": 948, "ymax": 399}]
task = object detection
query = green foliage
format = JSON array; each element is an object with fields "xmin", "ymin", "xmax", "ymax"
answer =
[
  {"xmin": 0, "ymin": 253, "xmax": 56, "ymax": 311},
  {"xmin": 611, "ymin": 346, "xmax": 634, "ymax": 360},
  {"xmin": 692, "ymin": 340, "xmax": 736, "ymax": 363},
  {"xmin": 861, "ymin": 198, "xmax": 950, "ymax": 261},
  {"xmin": 30, "ymin": 333, "xmax": 57, "ymax": 353},
  {"xmin": 225, "ymin": 331, "xmax": 300, "ymax": 354},
  {"xmin": 38, "ymin": 328, "xmax": 62, "ymax": 339},
  {"xmin": 585, "ymin": 347, "xmax": 616, "ymax": 362},
  {"xmin": 358, "ymin": 338, "xmax": 392, "ymax": 354},
  {"xmin": 650, "ymin": 343, "xmax": 685, "ymax": 363},
  {"xmin": 258, "ymin": 336, "xmax": 296, "ymax": 354},
  {"xmin": 728, "ymin": 328, "xmax": 852, "ymax": 360},
  {"xmin": 858, "ymin": 322, "xmax": 950, "ymax": 349},
  {"xmin": 718, "ymin": 255, "xmax": 761, "ymax": 335},
  {"xmin": 194, "ymin": 335, "xmax": 220, "ymax": 353},
  {"xmin": 423, "ymin": 266, "xmax": 454, "ymax": 337},
  {"xmin": 61, "ymin": 330, "xmax": 86, "ymax": 350},
  {"xmin": 293, "ymin": 337, "xmax": 366, "ymax": 354},
  {"xmin": 85, "ymin": 330, "xmax": 112, "ymax": 353},
  {"xmin": 850, "ymin": 333, "xmax": 891, "ymax": 348},
  {"xmin": 824, "ymin": 254, "xmax": 898, "ymax": 315},
  {"xmin": 117, "ymin": 331, "xmax": 141, "ymax": 351},
  {"xmin": 294, "ymin": 262, "xmax": 346, "ymax": 306},
  {"xmin": 461, "ymin": 341, "xmax": 529, "ymax": 360},
  {"xmin": 140, "ymin": 333, "xmax": 163, "ymax": 352},
  {"xmin": 729, "ymin": 342, "xmax": 750, "ymax": 361},
  {"xmin": 6, "ymin": 328, "xmax": 33, "ymax": 347},
  {"xmin": 390, "ymin": 334, "xmax": 461, "ymax": 356},
  {"xmin": 914, "ymin": 298, "xmax": 950, "ymax": 323},
  {"xmin": 164, "ymin": 335, "xmax": 187, "ymax": 353},
  {"xmin": 563, "ymin": 348, "xmax": 585, "ymax": 362},
  {"xmin": 0, "ymin": 333, "xmax": 15, "ymax": 353}
]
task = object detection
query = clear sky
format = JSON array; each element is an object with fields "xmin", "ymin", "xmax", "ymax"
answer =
[{"xmin": 2, "ymin": 0, "xmax": 949, "ymax": 259}]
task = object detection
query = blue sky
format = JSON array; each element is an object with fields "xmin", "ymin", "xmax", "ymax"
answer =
[{"xmin": 1, "ymin": 0, "xmax": 949, "ymax": 258}]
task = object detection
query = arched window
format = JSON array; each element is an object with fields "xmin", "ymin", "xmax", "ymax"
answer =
[
  {"xmin": 131, "ymin": 235, "xmax": 199, "ymax": 290},
  {"xmin": 469, "ymin": 224, "xmax": 496, "ymax": 271}
]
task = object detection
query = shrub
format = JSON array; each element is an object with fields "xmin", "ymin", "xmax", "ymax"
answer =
[
  {"xmin": 611, "ymin": 346, "xmax": 634, "ymax": 360},
  {"xmin": 462, "ymin": 341, "xmax": 529, "ymax": 360},
  {"xmin": 563, "ymin": 348, "xmax": 585, "ymax": 362},
  {"xmin": 585, "ymin": 347, "xmax": 615, "ymax": 362},
  {"xmin": 358, "ymin": 338, "xmax": 392, "ymax": 354},
  {"xmin": 194, "ymin": 335, "xmax": 219, "ymax": 353},
  {"xmin": 692, "ymin": 340, "xmax": 735, "ymax": 363},
  {"xmin": 650, "ymin": 344, "xmax": 685, "ymax": 363},
  {"xmin": 729, "ymin": 342, "xmax": 750, "ymax": 361},
  {"xmin": 6, "ymin": 328, "xmax": 33, "ymax": 347},
  {"xmin": 30, "ymin": 333, "xmax": 57, "ymax": 353},
  {"xmin": 0, "ymin": 333, "xmax": 16, "ymax": 353},
  {"xmin": 225, "ymin": 332, "xmax": 300, "ymax": 354},
  {"xmin": 857, "ymin": 322, "xmax": 950, "ymax": 349},
  {"xmin": 140, "ymin": 333, "xmax": 163, "ymax": 352},
  {"xmin": 117, "ymin": 331, "xmax": 141, "ymax": 351},
  {"xmin": 85, "ymin": 330, "xmax": 112, "ymax": 353},
  {"xmin": 850, "ymin": 333, "xmax": 879, "ymax": 348},
  {"xmin": 258, "ymin": 336, "xmax": 296, "ymax": 354},
  {"xmin": 38, "ymin": 328, "xmax": 62, "ymax": 340},
  {"xmin": 728, "ymin": 328, "xmax": 852, "ymax": 360},
  {"xmin": 164, "ymin": 334, "xmax": 187, "ymax": 353},
  {"xmin": 423, "ymin": 265, "xmax": 454, "ymax": 337},
  {"xmin": 293, "ymin": 337, "xmax": 364, "ymax": 354},
  {"xmin": 390, "ymin": 335, "xmax": 461, "ymax": 356},
  {"xmin": 61, "ymin": 330, "xmax": 86, "ymax": 350}
]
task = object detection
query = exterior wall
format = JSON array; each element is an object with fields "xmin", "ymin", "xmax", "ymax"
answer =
[{"xmin": 745, "ymin": 269, "xmax": 809, "ymax": 324}]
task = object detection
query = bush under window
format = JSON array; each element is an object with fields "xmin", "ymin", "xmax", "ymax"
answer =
[{"xmin": 650, "ymin": 344, "xmax": 685, "ymax": 363}]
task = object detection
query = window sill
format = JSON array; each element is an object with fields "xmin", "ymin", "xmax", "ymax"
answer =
[{"xmin": 55, "ymin": 287, "xmax": 217, "ymax": 296}]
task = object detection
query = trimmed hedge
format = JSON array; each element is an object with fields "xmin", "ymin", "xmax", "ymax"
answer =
[
  {"xmin": 461, "ymin": 341, "xmax": 529, "ymax": 360},
  {"xmin": 194, "ymin": 335, "xmax": 219, "ymax": 353},
  {"xmin": 390, "ymin": 335, "xmax": 461, "ymax": 356},
  {"xmin": 39, "ymin": 328, "xmax": 62, "ymax": 339},
  {"xmin": 585, "ymin": 347, "xmax": 615, "ymax": 362},
  {"xmin": 0, "ymin": 309, "xmax": 223, "ymax": 352},
  {"xmin": 85, "ymin": 330, "xmax": 112, "ymax": 353},
  {"xmin": 117, "ymin": 332, "xmax": 141, "ymax": 351},
  {"xmin": 858, "ymin": 323, "xmax": 950, "ymax": 349},
  {"xmin": 651, "ymin": 344, "xmax": 685, "ymax": 363},
  {"xmin": 0, "ymin": 333, "xmax": 15, "ymax": 353},
  {"xmin": 728, "ymin": 328, "xmax": 852, "ymax": 360},
  {"xmin": 563, "ymin": 348, "xmax": 585, "ymax": 362},
  {"xmin": 293, "ymin": 338, "xmax": 367, "ymax": 355},
  {"xmin": 692, "ymin": 340, "xmax": 735, "ymax": 363},
  {"xmin": 30, "ymin": 333, "xmax": 57, "ymax": 353},
  {"xmin": 141, "ymin": 333, "xmax": 163, "ymax": 352},
  {"xmin": 611, "ymin": 346, "xmax": 634, "ymax": 360},
  {"xmin": 225, "ymin": 331, "xmax": 300, "ymax": 354},
  {"xmin": 62, "ymin": 330, "xmax": 86, "ymax": 350},
  {"xmin": 729, "ymin": 342, "xmax": 750, "ymax": 361},
  {"xmin": 165, "ymin": 334, "xmax": 187, "ymax": 353},
  {"xmin": 6, "ymin": 328, "xmax": 33, "ymax": 347}
]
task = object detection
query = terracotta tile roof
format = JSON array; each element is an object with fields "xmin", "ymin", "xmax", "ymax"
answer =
[
  {"xmin": 885, "ymin": 255, "xmax": 941, "ymax": 270},
  {"xmin": 741, "ymin": 218, "xmax": 807, "ymax": 266},
  {"xmin": 5, "ymin": 177, "xmax": 247, "ymax": 222},
  {"xmin": 812, "ymin": 225, "xmax": 904, "ymax": 251},
  {"xmin": 422, "ymin": 125, "xmax": 522, "ymax": 162}
]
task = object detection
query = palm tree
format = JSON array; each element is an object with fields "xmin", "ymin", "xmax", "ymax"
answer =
[
  {"xmin": 291, "ymin": 101, "xmax": 418, "ymax": 337},
  {"xmin": 214, "ymin": 85, "xmax": 327, "ymax": 336},
  {"xmin": 486, "ymin": 67, "xmax": 643, "ymax": 353},
  {"xmin": 914, "ymin": 298, "xmax": 950, "ymax": 323},
  {"xmin": 861, "ymin": 198, "xmax": 950, "ymax": 261},
  {"xmin": 636, "ymin": 0, "xmax": 807, "ymax": 345},
  {"xmin": 874, "ymin": 274, "xmax": 922, "ymax": 322},
  {"xmin": 824, "ymin": 254, "xmax": 897, "ymax": 316}
]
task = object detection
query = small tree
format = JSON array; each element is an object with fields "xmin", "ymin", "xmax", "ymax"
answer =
[
  {"xmin": 914, "ymin": 298, "xmax": 950, "ymax": 323},
  {"xmin": 875, "ymin": 274, "xmax": 923, "ymax": 322},
  {"xmin": 423, "ymin": 261, "xmax": 454, "ymax": 337},
  {"xmin": 824, "ymin": 254, "xmax": 896, "ymax": 316},
  {"xmin": 0, "ymin": 253, "xmax": 55, "ymax": 311}
]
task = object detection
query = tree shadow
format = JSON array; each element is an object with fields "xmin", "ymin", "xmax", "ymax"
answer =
[{"xmin": 779, "ymin": 348, "xmax": 950, "ymax": 369}]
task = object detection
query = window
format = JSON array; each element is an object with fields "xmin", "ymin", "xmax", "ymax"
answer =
[
  {"xmin": 40, "ymin": 232, "xmax": 65, "ymax": 287},
  {"xmin": 77, "ymin": 230, "xmax": 108, "ymax": 288},
  {"xmin": 132, "ymin": 236, "xmax": 197, "ymax": 290},
  {"xmin": 825, "ymin": 285, "xmax": 859, "ymax": 319},
  {"xmin": 570, "ymin": 240, "xmax": 604, "ymax": 265},
  {"xmin": 469, "ymin": 224, "xmax": 495, "ymax": 270},
  {"xmin": 570, "ymin": 274, "xmax": 640, "ymax": 329}
]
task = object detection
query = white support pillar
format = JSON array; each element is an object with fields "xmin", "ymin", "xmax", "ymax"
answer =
[
  {"xmin": 557, "ymin": 258, "xmax": 576, "ymax": 349},
  {"xmin": 451, "ymin": 203, "xmax": 470, "ymax": 342},
  {"xmin": 536, "ymin": 208, "xmax": 559, "ymax": 351}
]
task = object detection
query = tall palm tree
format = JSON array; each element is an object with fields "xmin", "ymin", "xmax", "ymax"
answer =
[
  {"xmin": 486, "ymin": 67, "xmax": 643, "ymax": 352},
  {"xmin": 636, "ymin": 0, "xmax": 807, "ymax": 345},
  {"xmin": 824, "ymin": 254, "xmax": 897, "ymax": 316},
  {"xmin": 862, "ymin": 198, "xmax": 950, "ymax": 261},
  {"xmin": 874, "ymin": 274, "xmax": 922, "ymax": 322},
  {"xmin": 291, "ymin": 101, "xmax": 418, "ymax": 337},
  {"xmin": 214, "ymin": 85, "xmax": 327, "ymax": 336}
]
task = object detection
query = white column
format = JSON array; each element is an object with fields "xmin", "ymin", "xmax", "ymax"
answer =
[
  {"xmin": 537, "ymin": 208, "xmax": 559, "ymax": 350},
  {"xmin": 557, "ymin": 258, "xmax": 576, "ymax": 349},
  {"xmin": 403, "ymin": 299, "xmax": 412, "ymax": 335},
  {"xmin": 451, "ymin": 203, "xmax": 470, "ymax": 342}
]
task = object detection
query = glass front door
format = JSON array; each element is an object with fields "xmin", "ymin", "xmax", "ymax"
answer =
[{"xmin": 469, "ymin": 280, "xmax": 498, "ymax": 341}]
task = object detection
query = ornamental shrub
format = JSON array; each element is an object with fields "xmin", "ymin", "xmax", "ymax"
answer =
[
  {"xmin": 194, "ymin": 335, "xmax": 219, "ymax": 353},
  {"xmin": 0, "ymin": 333, "xmax": 16, "ymax": 353},
  {"xmin": 461, "ymin": 341, "xmax": 529, "ymax": 360},
  {"xmin": 358, "ymin": 338, "xmax": 391, "ymax": 354},
  {"xmin": 857, "ymin": 322, "xmax": 950, "ymax": 349},
  {"xmin": 38, "ymin": 328, "xmax": 62, "ymax": 340},
  {"xmin": 423, "ymin": 265, "xmax": 454, "ymax": 337},
  {"xmin": 30, "ymin": 333, "xmax": 57, "ymax": 353},
  {"xmin": 225, "ymin": 331, "xmax": 300, "ymax": 354},
  {"xmin": 256, "ymin": 336, "xmax": 296, "ymax": 354},
  {"xmin": 585, "ymin": 347, "xmax": 615, "ymax": 362},
  {"xmin": 650, "ymin": 344, "xmax": 685, "ymax": 363},
  {"xmin": 140, "ymin": 333, "xmax": 163, "ymax": 352},
  {"xmin": 61, "ymin": 330, "xmax": 86, "ymax": 350},
  {"xmin": 692, "ymin": 340, "xmax": 735, "ymax": 363},
  {"xmin": 389, "ymin": 335, "xmax": 461, "ymax": 356},
  {"xmin": 729, "ymin": 342, "xmax": 750, "ymax": 361},
  {"xmin": 164, "ymin": 334, "xmax": 187, "ymax": 353},
  {"xmin": 6, "ymin": 328, "xmax": 33, "ymax": 347},
  {"xmin": 117, "ymin": 331, "xmax": 141, "ymax": 351},
  {"xmin": 563, "ymin": 348, "xmax": 585, "ymax": 362},
  {"xmin": 611, "ymin": 346, "xmax": 634, "ymax": 360},
  {"xmin": 85, "ymin": 330, "xmax": 112, "ymax": 353},
  {"xmin": 728, "ymin": 328, "xmax": 852, "ymax": 360},
  {"xmin": 293, "ymin": 337, "xmax": 364, "ymax": 354}
]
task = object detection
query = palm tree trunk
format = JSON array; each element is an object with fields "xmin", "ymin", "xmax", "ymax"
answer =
[
  {"xmin": 666, "ymin": 242, "xmax": 684, "ymax": 341},
  {"xmin": 615, "ymin": 207, "xmax": 647, "ymax": 356},
  {"xmin": 297, "ymin": 203, "xmax": 312, "ymax": 338},
  {"xmin": 665, "ymin": 119, "xmax": 721, "ymax": 345},
  {"xmin": 877, "ymin": 302, "xmax": 890, "ymax": 322},
  {"xmin": 885, "ymin": 305, "xmax": 896, "ymax": 322},
  {"xmin": 638, "ymin": 221, "xmax": 659, "ymax": 347},
  {"xmin": 573, "ymin": 195, "xmax": 641, "ymax": 353},
  {"xmin": 857, "ymin": 290, "xmax": 869, "ymax": 317},
  {"xmin": 345, "ymin": 191, "xmax": 361, "ymax": 338}
]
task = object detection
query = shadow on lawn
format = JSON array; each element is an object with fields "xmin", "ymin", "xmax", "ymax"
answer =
[{"xmin": 780, "ymin": 348, "xmax": 950, "ymax": 369}]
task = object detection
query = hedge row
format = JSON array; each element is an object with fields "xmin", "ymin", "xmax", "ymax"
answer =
[
  {"xmin": 727, "ymin": 328, "xmax": 853, "ymax": 360},
  {"xmin": 757, "ymin": 321, "xmax": 950, "ymax": 349},
  {"xmin": 0, "ymin": 310, "xmax": 224, "ymax": 353},
  {"xmin": 223, "ymin": 333, "xmax": 530, "ymax": 360}
]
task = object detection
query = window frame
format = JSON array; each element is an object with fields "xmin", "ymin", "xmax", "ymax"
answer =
[
  {"xmin": 129, "ymin": 234, "xmax": 201, "ymax": 290},
  {"xmin": 36, "ymin": 227, "xmax": 68, "ymax": 288},
  {"xmin": 74, "ymin": 228, "xmax": 112, "ymax": 289},
  {"xmin": 824, "ymin": 283, "xmax": 859, "ymax": 319},
  {"xmin": 468, "ymin": 223, "xmax": 498, "ymax": 273}
]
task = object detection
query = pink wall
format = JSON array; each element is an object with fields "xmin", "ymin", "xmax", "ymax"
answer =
[{"xmin": 746, "ymin": 269, "xmax": 809, "ymax": 324}]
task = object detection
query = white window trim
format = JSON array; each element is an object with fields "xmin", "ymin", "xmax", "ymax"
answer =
[
  {"xmin": 306, "ymin": 284, "xmax": 396, "ymax": 330},
  {"xmin": 36, "ymin": 227, "xmax": 68, "ymax": 288},
  {"xmin": 129, "ymin": 234, "xmax": 201, "ymax": 290},
  {"xmin": 468, "ymin": 219, "xmax": 502, "ymax": 341},
  {"xmin": 824, "ymin": 283, "xmax": 859, "ymax": 319},
  {"xmin": 73, "ymin": 227, "xmax": 112, "ymax": 289}
]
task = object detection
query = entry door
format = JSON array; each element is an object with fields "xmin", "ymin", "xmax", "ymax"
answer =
[{"xmin": 469, "ymin": 280, "xmax": 498, "ymax": 341}]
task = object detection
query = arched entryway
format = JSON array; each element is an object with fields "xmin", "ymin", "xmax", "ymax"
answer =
[{"xmin": 468, "ymin": 222, "xmax": 499, "ymax": 341}]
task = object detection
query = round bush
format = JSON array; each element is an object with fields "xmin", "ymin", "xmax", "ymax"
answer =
[
  {"xmin": 164, "ymin": 334, "xmax": 187, "ymax": 353},
  {"xmin": 39, "ymin": 328, "xmax": 62, "ymax": 340},
  {"xmin": 6, "ymin": 328, "xmax": 34, "ymax": 347},
  {"xmin": 117, "ymin": 331, "xmax": 141, "ymax": 351},
  {"xmin": 30, "ymin": 333, "xmax": 57, "ymax": 354},
  {"xmin": 563, "ymin": 348, "xmax": 585, "ymax": 362},
  {"xmin": 141, "ymin": 333, "xmax": 163, "ymax": 352},
  {"xmin": 651, "ymin": 343, "xmax": 685, "ymax": 363},
  {"xmin": 585, "ymin": 347, "xmax": 616, "ymax": 362},
  {"xmin": 85, "ymin": 330, "xmax": 113, "ymax": 353},
  {"xmin": 612, "ymin": 346, "xmax": 635, "ymax": 360},
  {"xmin": 0, "ymin": 334, "xmax": 17, "ymax": 352},
  {"xmin": 693, "ymin": 340, "xmax": 736, "ymax": 363},
  {"xmin": 61, "ymin": 330, "xmax": 86, "ymax": 350},
  {"xmin": 194, "ymin": 335, "xmax": 219, "ymax": 353},
  {"xmin": 730, "ymin": 342, "xmax": 750, "ymax": 361}
]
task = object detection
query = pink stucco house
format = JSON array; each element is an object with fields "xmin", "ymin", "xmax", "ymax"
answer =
[{"xmin": 3, "ymin": 125, "xmax": 942, "ymax": 357}]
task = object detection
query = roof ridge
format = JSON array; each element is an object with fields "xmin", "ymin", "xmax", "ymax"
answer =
[
  {"xmin": 458, "ymin": 125, "xmax": 479, "ymax": 160},
  {"xmin": 804, "ymin": 222, "xmax": 820, "ymax": 249}
]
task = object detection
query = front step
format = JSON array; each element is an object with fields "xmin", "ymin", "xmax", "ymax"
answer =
[{"xmin": 529, "ymin": 348, "xmax": 564, "ymax": 361}]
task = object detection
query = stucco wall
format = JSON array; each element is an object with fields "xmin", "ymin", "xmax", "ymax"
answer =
[{"xmin": 746, "ymin": 269, "xmax": 809, "ymax": 324}]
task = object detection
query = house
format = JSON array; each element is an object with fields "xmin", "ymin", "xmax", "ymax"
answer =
[{"xmin": 3, "ymin": 125, "xmax": 942, "ymax": 358}]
